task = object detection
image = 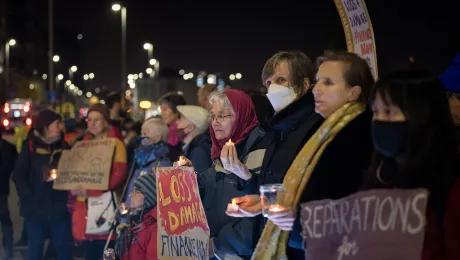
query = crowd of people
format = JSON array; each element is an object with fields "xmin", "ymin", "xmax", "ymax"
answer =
[{"xmin": 0, "ymin": 50, "xmax": 459, "ymax": 260}]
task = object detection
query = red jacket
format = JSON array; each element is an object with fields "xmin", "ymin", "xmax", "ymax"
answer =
[
  {"xmin": 423, "ymin": 179, "xmax": 460, "ymax": 260},
  {"xmin": 71, "ymin": 127, "xmax": 128, "ymax": 241},
  {"xmin": 123, "ymin": 208, "xmax": 158, "ymax": 260}
]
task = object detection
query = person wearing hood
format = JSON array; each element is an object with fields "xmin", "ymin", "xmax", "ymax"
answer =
[
  {"xmin": 440, "ymin": 52, "xmax": 460, "ymax": 147},
  {"xmin": 176, "ymin": 105, "xmax": 212, "ymax": 174},
  {"xmin": 181, "ymin": 89, "xmax": 267, "ymax": 259},
  {"xmin": 0, "ymin": 129, "xmax": 19, "ymax": 260},
  {"xmin": 71, "ymin": 103, "xmax": 128, "ymax": 260},
  {"xmin": 122, "ymin": 118, "xmax": 172, "ymax": 206},
  {"xmin": 116, "ymin": 173, "xmax": 158, "ymax": 260},
  {"xmin": 12, "ymin": 109, "xmax": 71, "ymax": 260}
]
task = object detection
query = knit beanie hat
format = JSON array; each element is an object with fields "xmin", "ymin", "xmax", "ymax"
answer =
[
  {"xmin": 133, "ymin": 173, "xmax": 157, "ymax": 209},
  {"xmin": 88, "ymin": 103, "xmax": 110, "ymax": 123},
  {"xmin": 33, "ymin": 109, "xmax": 62, "ymax": 131},
  {"xmin": 440, "ymin": 52, "xmax": 460, "ymax": 93}
]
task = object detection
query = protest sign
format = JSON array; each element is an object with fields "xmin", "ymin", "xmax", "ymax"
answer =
[
  {"xmin": 300, "ymin": 189, "xmax": 429, "ymax": 260},
  {"xmin": 157, "ymin": 167, "xmax": 210, "ymax": 260},
  {"xmin": 53, "ymin": 138, "xmax": 115, "ymax": 190},
  {"xmin": 334, "ymin": 0, "xmax": 378, "ymax": 79}
]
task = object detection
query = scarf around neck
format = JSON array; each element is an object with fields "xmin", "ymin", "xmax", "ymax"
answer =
[
  {"xmin": 134, "ymin": 141, "xmax": 169, "ymax": 167},
  {"xmin": 252, "ymin": 102, "xmax": 366, "ymax": 260}
]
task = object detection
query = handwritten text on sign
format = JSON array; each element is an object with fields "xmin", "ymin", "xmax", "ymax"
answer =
[
  {"xmin": 157, "ymin": 167, "xmax": 210, "ymax": 260},
  {"xmin": 53, "ymin": 139, "xmax": 115, "ymax": 190},
  {"xmin": 300, "ymin": 189, "xmax": 428, "ymax": 260},
  {"xmin": 335, "ymin": 0, "xmax": 378, "ymax": 79}
]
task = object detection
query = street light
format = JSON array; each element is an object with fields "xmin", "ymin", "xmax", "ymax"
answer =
[
  {"xmin": 65, "ymin": 80, "xmax": 71, "ymax": 86},
  {"xmin": 146, "ymin": 68, "xmax": 153, "ymax": 74},
  {"xmin": 42, "ymin": 74, "xmax": 48, "ymax": 80},
  {"xmin": 57, "ymin": 74, "xmax": 64, "ymax": 80},
  {"xmin": 111, "ymin": 3, "xmax": 121, "ymax": 11},
  {"xmin": 83, "ymin": 74, "xmax": 89, "ymax": 80},
  {"xmin": 70, "ymin": 66, "xmax": 78, "ymax": 72},
  {"xmin": 144, "ymin": 43, "xmax": 153, "ymax": 65},
  {"xmin": 53, "ymin": 55, "xmax": 60, "ymax": 62},
  {"xmin": 112, "ymin": 3, "xmax": 127, "ymax": 91},
  {"xmin": 89, "ymin": 73, "xmax": 95, "ymax": 79},
  {"xmin": 229, "ymin": 74, "xmax": 236, "ymax": 80},
  {"xmin": 5, "ymin": 38, "xmax": 17, "ymax": 90},
  {"xmin": 235, "ymin": 73, "xmax": 242, "ymax": 79},
  {"xmin": 149, "ymin": 59, "xmax": 157, "ymax": 65},
  {"xmin": 143, "ymin": 43, "xmax": 152, "ymax": 50}
]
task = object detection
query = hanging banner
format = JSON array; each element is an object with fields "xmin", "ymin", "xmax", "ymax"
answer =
[
  {"xmin": 299, "ymin": 188, "xmax": 428, "ymax": 260},
  {"xmin": 334, "ymin": 0, "xmax": 378, "ymax": 79},
  {"xmin": 157, "ymin": 167, "xmax": 210, "ymax": 260}
]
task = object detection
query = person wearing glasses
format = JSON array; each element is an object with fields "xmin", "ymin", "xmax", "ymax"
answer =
[
  {"xmin": 179, "ymin": 89, "xmax": 267, "ymax": 259},
  {"xmin": 440, "ymin": 52, "xmax": 460, "ymax": 147}
]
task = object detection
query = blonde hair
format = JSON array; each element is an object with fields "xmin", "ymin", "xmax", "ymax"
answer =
[{"xmin": 142, "ymin": 118, "xmax": 168, "ymax": 143}]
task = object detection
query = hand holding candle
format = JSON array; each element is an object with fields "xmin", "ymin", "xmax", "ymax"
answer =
[
  {"xmin": 47, "ymin": 169, "xmax": 57, "ymax": 182},
  {"xmin": 226, "ymin": 199, "xmax": 239, "ymax": 212},
  {"xmin": 225, "ymin": 138, "xmax": 234, "ymax": 146}
]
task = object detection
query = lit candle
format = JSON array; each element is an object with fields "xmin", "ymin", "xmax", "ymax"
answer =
[
  {"xmin": 227, "ymin": 199, "xmax": 239, "ymax": 212},
  {"xmin": 269, "ymin": 204, "xmax": 285, "ymax": 213},
  {"xmin": 50, "ymin": 169, "xmax": 57, "ymax": 180},
  {"xmin": 225, "ymin": 138, "xmax": 234, "ymax": 146},
  {"xmin": 177, "ymin": 156, "xmax": 187, "ymax": 166},
  {"xmin": 120, "ymin": 203, "xmax": 128, "ymax": 215}
]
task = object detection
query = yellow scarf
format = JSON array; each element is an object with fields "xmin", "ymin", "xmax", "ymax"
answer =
[{"xmin": 252, "ymin": 102, "xmax": 366, "ymax": 260}]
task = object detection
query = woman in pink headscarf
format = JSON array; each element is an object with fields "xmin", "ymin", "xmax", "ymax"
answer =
[{"xmin": 194, "ymin": 89, "xmax": 267, "ymax": 259}]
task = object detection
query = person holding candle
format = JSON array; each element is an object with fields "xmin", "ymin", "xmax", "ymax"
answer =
[
  {"xmin": 70, "ymin": 103, "xmax": 128, "ymax": 260},
  {"xmin": 196, "ymin": 89, "xmax": 267, "ymax": 259},
  {"xmin": 122, "ymin": 118, "xmax": 172, "ymax": 206},
  {"xmin": 175, "ymin": 105, "xmax": 212, "ymax": 174},
  {"xmin": 232, "ymin": 51, "xmax": 374, "ymax": 259},
  {"xmin": 12, "ymin": 109, "xmax": 72, "ymax": 260}
]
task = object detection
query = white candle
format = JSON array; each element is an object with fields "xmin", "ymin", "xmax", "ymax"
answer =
[
  {"xmin": 225, "ymin": 138, "xmax": 234, "ymax": 146},
  {"xmin": 50, "ymin": 169, "xmax": 57, "ymax": 180},
  {"xmin": 120, "ymin": 203, "xmax": 128, "ymax": 215},
  {"xmin": 177, "ymin": 156, "xmax": 187, "ymax": 166},
  {"xmin": 227, "ymin": 199, "xmax": 239, "ymax": 212},
  {"xmin": 269, "ymin": 204, "xmax": 285, "ymax": 213}
]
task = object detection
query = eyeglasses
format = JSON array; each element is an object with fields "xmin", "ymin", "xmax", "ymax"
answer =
[{"xmin": 208, "ymin": 114, "xmax": 234, "ymax": 123}]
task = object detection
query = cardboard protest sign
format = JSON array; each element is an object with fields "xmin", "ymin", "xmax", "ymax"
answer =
[
  {"xmin": 300, "ymin": 189, "xmax": 429, "ymax": 260},
  {"xmin": 53, "ymin": 138, "xmax": 115, "ymax": 190},
  {"xmin": 334, "ymin": 0, "xmax": 378, "ymax": 79},
  {"xmin": 157, "ymin": 167, "xmax": 210, "ymax": 260}
]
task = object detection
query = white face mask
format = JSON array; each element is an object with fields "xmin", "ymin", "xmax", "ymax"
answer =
[{"xmin": 266, "ymin": 84, "xmax": 297, "ymax": 112}]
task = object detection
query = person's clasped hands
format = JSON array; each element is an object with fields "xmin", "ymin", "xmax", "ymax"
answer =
[{"xmin": 220, "ymin": 139, "xmax": 252, "ymax": 180}]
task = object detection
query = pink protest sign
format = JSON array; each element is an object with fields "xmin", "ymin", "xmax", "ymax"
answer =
[{"xmin": 300, "ymin": 189, "xmax": 428, "ymax": 260}]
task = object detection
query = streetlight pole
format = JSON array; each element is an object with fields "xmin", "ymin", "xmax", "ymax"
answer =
[
  {"xmin": 121, "ymin": 7, "xmax": 127, "ymax": 91},
  {"xmin": 5, "ymin": 39, "xmax": 16, "ymax": 91},
  {"xmin": 48, "ymin": 0, "xmax": 54, "ymax": 93}
]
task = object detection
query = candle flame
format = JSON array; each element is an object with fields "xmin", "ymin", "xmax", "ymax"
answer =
[{"xmin": 50, "ymin": 169, "xmax": 57, "ymax": 180}]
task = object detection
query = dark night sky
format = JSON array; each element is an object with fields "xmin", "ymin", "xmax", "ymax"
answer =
[{"xmin": 52, "ymin": 0, "xmax": 460, "ymax": 90}]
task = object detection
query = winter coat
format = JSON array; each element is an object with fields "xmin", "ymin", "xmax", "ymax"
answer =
[
  {"xmin": 12, "ymin": 134, "xmax": 70, "ymax": 220},
  {"xmin": 199, "ymin": 127, "xmax": 267, "ymax": 258},
  {"xmin": 120, "ymin": 208, "xmax": 158, "ymax": 260},
  {"xmin": 183, "ymin": 131, "xmax": 212, "ymax": 174},
  {"xmin": 0, "ymin": 137, "xmax": 18, "ymax": 196}
]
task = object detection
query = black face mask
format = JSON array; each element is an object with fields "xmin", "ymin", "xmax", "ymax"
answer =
[{"xmin": 372, "ymin": 121, "xmax": 408, "ymax": 158}]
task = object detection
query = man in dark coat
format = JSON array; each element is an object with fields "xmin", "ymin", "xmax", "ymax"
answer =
[{"xmin": 0, "ymin": 130, "xmax": 19, "ymax": 259}]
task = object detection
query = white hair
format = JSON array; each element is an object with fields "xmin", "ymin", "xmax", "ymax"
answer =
[
  {"xmin": 208, "ymin": 90, "xmax": 234, "ymax": 110},
  {"xmin": 142, "ymin": 118, "xmax": 168, "ymax": 143}
]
